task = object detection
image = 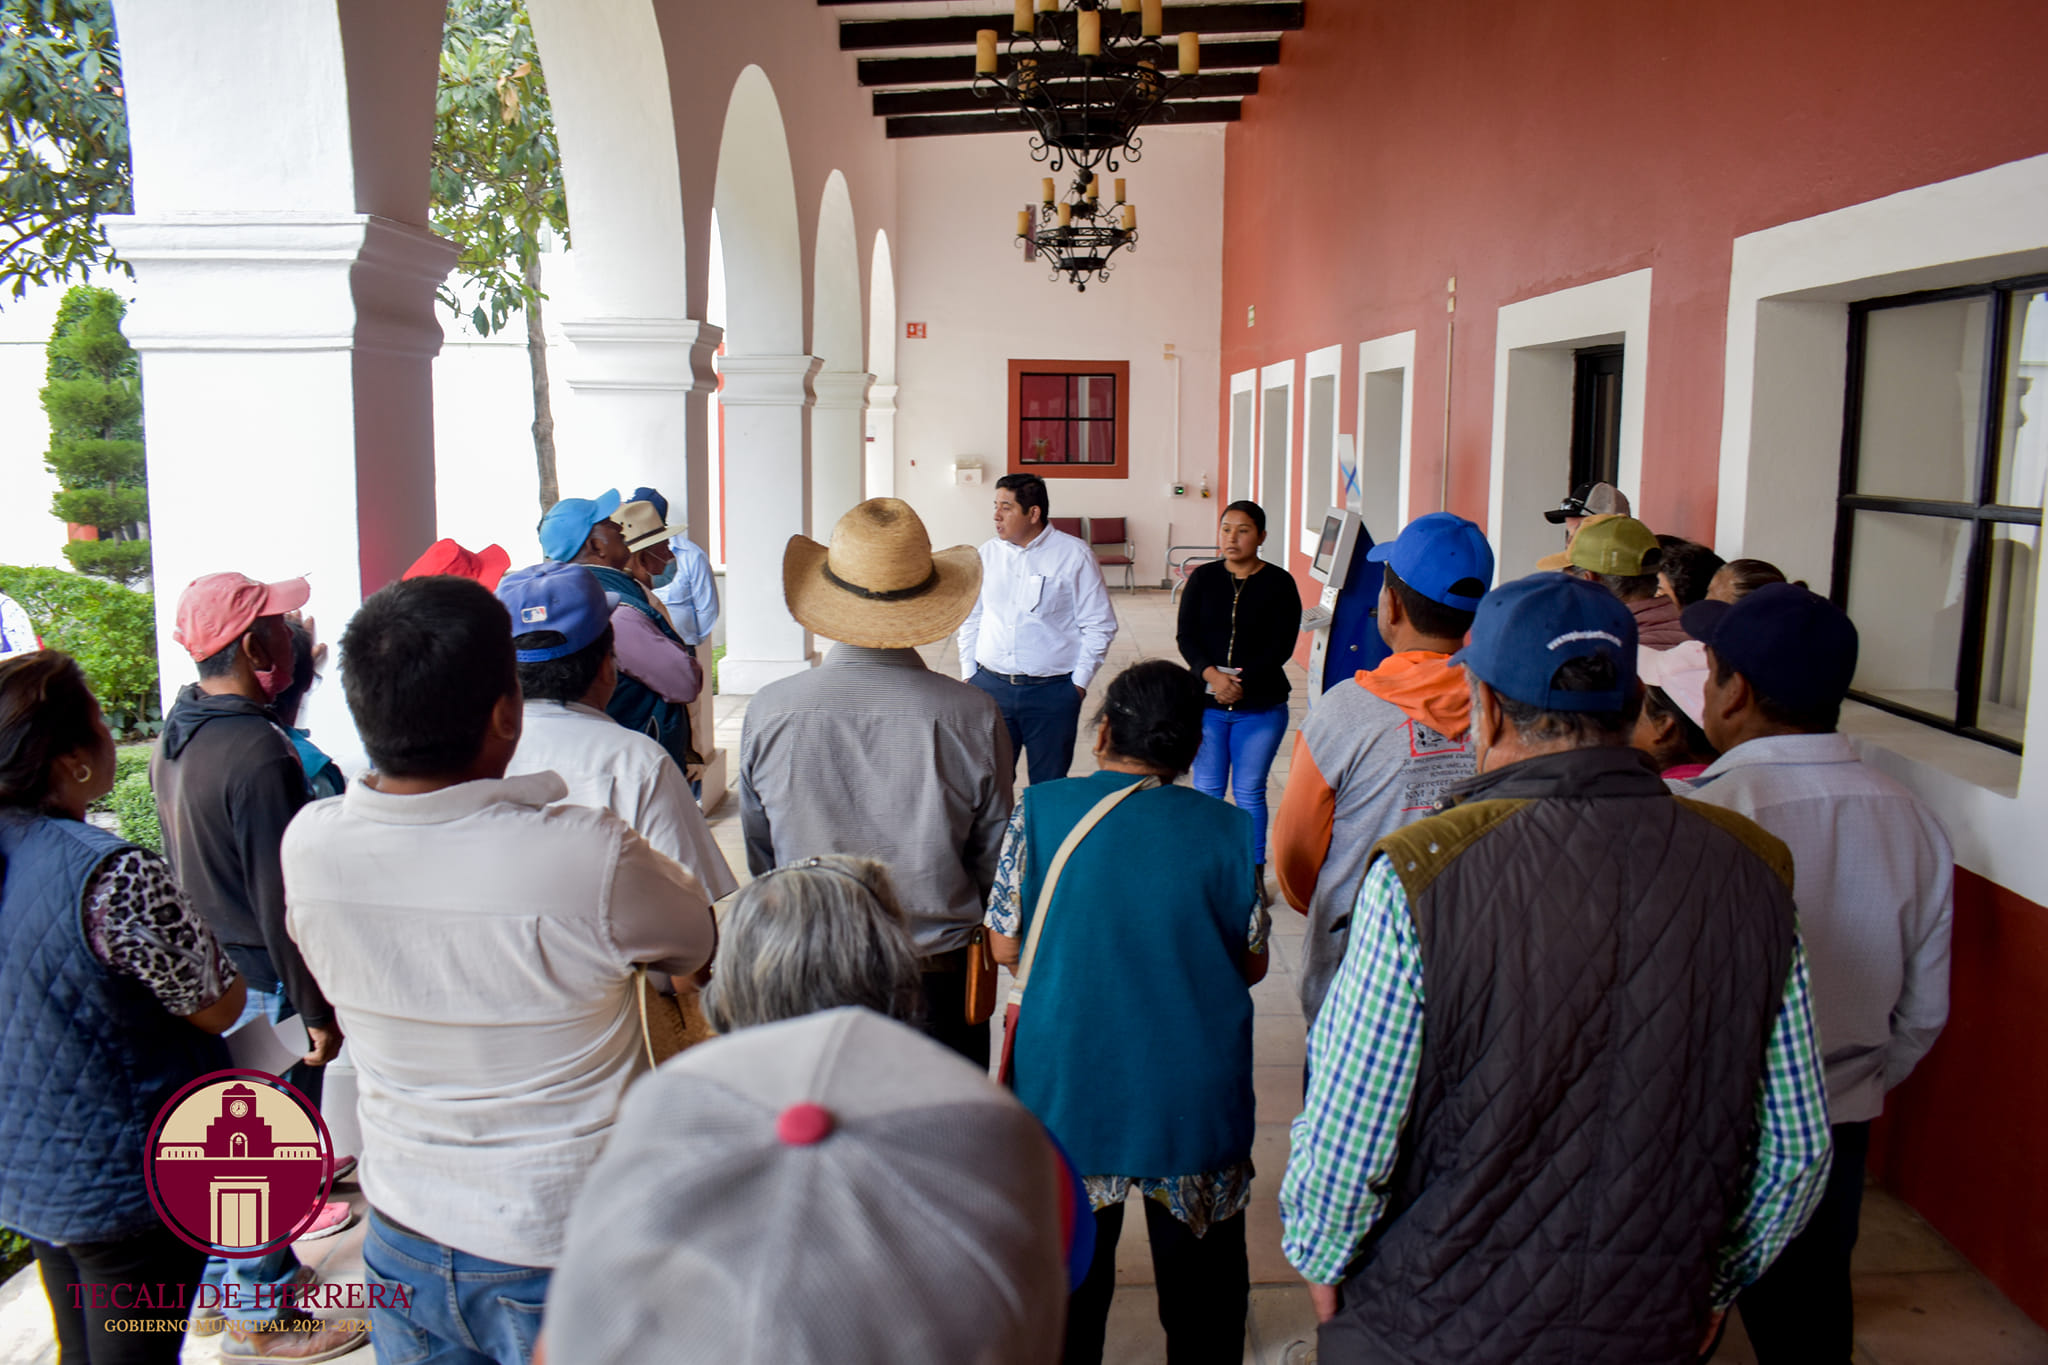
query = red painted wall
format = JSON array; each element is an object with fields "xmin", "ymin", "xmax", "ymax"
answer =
[
  {"xmin": 1870, "ymin": 869, "xmax": 2048, "ymax": 1327},
  {"xmin": 1221, "ymin": 0, "xmax": 2048, "ymax": 1321},
  {"xmin": 1219, "ymin": 0, "xmax": 2048, "ymax": 562}
]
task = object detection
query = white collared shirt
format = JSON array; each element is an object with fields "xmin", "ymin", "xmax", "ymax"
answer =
[
  {"xmin": 1686, "ymin": 732, "xmax": 1954, "ymax": 1123},
  {"xmin": 957, "ymin": 525, "xmax": 1118, "ymax": 687},
  {"xmin": 507, "ymin": 699, "xmax": 738, "ymax": 900},
  {"xmin": 282, "ymin": 771, "xmax": 716, "ymax": 1265}
]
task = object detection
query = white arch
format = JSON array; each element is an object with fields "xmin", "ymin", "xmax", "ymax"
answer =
[
  {"xmin": 811, "ymin": 170, "xmax": 869, "ymax": 530},
  {"xmin": 865, "ymin": 230, "xmax": 899, "ymax": 499},
  {"xmin": 713, "ymin": 66, "xmax": 805, "ymax": 358},
  {"xmin": 712, "ymin": 66, "xmax": 819, "ymax": 692}
]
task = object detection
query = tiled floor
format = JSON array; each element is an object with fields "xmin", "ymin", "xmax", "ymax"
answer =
[{"xmin": 3, "ymin": 589, "xmax": 2039, "ymax": 1363}]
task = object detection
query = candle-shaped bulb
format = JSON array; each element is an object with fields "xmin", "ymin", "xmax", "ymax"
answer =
[
  {"xmin": 1037, "ymin": 0, "xmax": 1056, "ymax": 12},
  {"xmin": 975, "ymin": 30, "xmax": 999, "ymax": 74},
  {"xmin": 1014, "ymin": 0, "xmax": 1033, "ymax": 31},
  {"xmin": 1088, "ymin": 174, "xmax": 1102, "ymax": 201},
  {"xmin": 1178, "ymin": 29, "xmax": 1199, "ymax": 74},
  {"xmin": 1142, "ymin": 0, "xmax": 1164, "ymax": 37},
  {"xmin": 1057, "ymin": 203, "xmax": 1073, "ymax": 227},
  {"xmin": 1122, "ymin": 204, "xmax": 1137, "ymax": 231},
  {"xmin": 1114, "ymin": 177, "xmax": 1127, "ymax": 203},
  {"xmin": 1042, "ymin": 176, "xmax": 1056, "ymax": 204},
  {"xmin": 1121, "ymin": 0, "xmax": 1139, "ymax": 11},
  {"xmin": 1017, "ymin": 209, "xmax": 1032, "ymax": 238},
  {"xmin": 1077, "ymin": 9, "xmax": 1101, "ymax": 55}
]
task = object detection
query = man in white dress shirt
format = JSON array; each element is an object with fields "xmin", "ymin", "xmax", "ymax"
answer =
[
  {"xmin": 957, "ymin": 473, "xmax": 1119, "ymax": 785},
  {"xmin": 496, "ymin": 560, "xmax": 737, "ymax": 900},
  {"xmin": 1683, "ymin": 583, "xmax": 1953, "ymax": 1364}
]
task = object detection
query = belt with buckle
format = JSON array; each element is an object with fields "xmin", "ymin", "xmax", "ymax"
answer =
[{"xmin": 983, "ymin": 668, "xmax": 1070, "ymax": 686}]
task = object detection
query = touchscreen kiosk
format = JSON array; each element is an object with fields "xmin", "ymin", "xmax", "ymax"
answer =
[{"xmin": 1303, "ymin": 508, "xmax": 1389, "ymax": 703}]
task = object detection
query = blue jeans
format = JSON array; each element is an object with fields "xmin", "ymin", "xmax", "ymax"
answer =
[
  {"xmin": 970, "ymin": 667, "xmax": 1085, "ymax": 786},
  {"xmin": 1190, "ymin": 703, "xmax": 1290, "ymax": 863},
  {"xmin": 202, "ymin": 981, "xmax": 321, "ymax": 1307},
  {"xmin": 363, "ymin": 1211, "xmax": 551, "ymax": 1365}
]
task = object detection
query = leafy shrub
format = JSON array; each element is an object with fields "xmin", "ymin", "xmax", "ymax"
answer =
[
  {"xmin": 110, "ymin": 769, "xmax": 160, "ymax": 854},
  {"xmin": 0, "ymin": 1228, "xmax": 26, "ymax": 1281},
  {"xmin": 0, "ymin": 565, "xmax": 159, "ymax": 736},
  {"xmin": 88, "ymin": 744, "xmax": 152, "ymax": 815},
  {"xmin": 43, "ymin": 286, "xmax": 151, "ymax": 586}
]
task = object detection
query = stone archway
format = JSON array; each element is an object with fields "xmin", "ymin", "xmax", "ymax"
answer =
[
  {"xmin": 866, "ymin": 230, "xmax": 899, "ymax": 500},
  {"xmin": 810, "ymin": 171, "xmax": 870, "ymax": 533},
  {"xmin": 713, "ymin": 65, "xmax": 819, "ymax": 694}
]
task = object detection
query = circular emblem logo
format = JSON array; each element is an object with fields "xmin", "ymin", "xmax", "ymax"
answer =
[{"xmin": 145, "ymin": 1070, "xmax": 337, "ymax": 1257}]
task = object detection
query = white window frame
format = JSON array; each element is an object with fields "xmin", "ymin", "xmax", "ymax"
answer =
[
  {"xmin": 1485, "ymin": 269, "xmax": 1652, "ymax": 586},
  {"xmin": 1228, "ymin": 367, "xmax": 1258, "ymax": 505},
  {"xmin": 1716, "ymin": 151, "xmax": 2048, "ymax": 900},
  {"xmin": 1259, "ymin": 359, "xmax": 1296, "ymax": 566},
  {"xmin": 1357, "ymin": 329, "xmax": 1417, "ymax": 545},
  {"xmin": 1301, "ymin": 343, "xmax": 1345, "ymax": 548}
]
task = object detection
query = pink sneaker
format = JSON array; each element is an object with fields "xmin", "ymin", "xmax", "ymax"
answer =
[
  {"xmin": 293, "ymin": 1201, "xmax": 359, "ymax": 1242},
  {"xmin": 329, "ymin": 1154, "xmax": 358, "ymax": 1183}
]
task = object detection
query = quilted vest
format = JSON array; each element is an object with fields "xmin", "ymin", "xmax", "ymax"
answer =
[
  {"xmin": 1321, "ymin": 747, "xmax": 1797, "ymax": 1365},
  {"xmin": 0, "ymin": 810, "xmax": 228, "ymax": 1243}
]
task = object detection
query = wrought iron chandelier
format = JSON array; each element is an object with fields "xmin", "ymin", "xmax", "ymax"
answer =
[
  {"xmin": 973, "ymin": 0, "xmax": 1202, "ymax": 177},
  {"xmin": 1018, "ymin": 172, "xmax": 1138, "ymax": 291}
]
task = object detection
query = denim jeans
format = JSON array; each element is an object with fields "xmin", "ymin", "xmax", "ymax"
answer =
[
  {"xmin": 1190, "ymin": 703, "xmax": 1290, "ymax": 861},
  {"xmin": 970, "ymin": 667, "xmax": 1085, "ymax": 786},
  {"xmin": 362, "ymin": 1210, "xmax": 551, "ymax": 1365},
  {"xmin": 202, "ymin": 981, "xmax": 321, "ymax": 1308}
]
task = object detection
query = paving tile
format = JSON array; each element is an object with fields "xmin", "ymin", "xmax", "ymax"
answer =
[
  {"xmin": 1852, "ymin": 1187, "xmax": 1972, "ymax": 1276},
  {"xmin": 1246, "ymin": 1284, "xmax": 1320, "ymax": 1365},
  {"xmin": 1254, "ymin": 1013, "xmax": 1308, "ymax": 1068},
  {"xmin": 1849, "ymin": 1269, "xmax": 2048, "ymax": 1364},
  {"xmin": 1254, "ymin": 1064, "xmax": 1306, "ymax": 1129}
]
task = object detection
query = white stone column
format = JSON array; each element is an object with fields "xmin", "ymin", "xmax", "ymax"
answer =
[
  {"xmin": 106, "ymin": 214, "xmax": 453, "ymax": 771},
  {"xmin": 555, "ymin": 310, "xmax": 731, "ymax": 810},
  {"xmin": 810, "ymin": 369, "xmax": 874, "ymax": 531},
  {"xmin": 865, "ymin": 382, "xmax": 899, "ymax": 500},
  {"xmin": 716, "ymin": 353, "xmax": 822, "ymax": 693},
  {"xmin": 554, "ymin": 313, "xmax": 721, "ymax": 521}
]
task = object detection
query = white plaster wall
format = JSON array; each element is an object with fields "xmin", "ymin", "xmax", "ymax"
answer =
[
  {"xmin": 892, "ymin": 127, "xmax": 1225, "ymax": 577},
  {"xmin": 0, "ymin": 282, "xmax": 74, "ymax": 568},
  {"xmin": 1718, "ymin": 152, "xmax": 2048, "ymax": 905}
]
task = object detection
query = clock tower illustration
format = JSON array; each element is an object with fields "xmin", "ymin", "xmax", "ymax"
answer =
[{"xmin": 146, "ymin": 1071, "xmax": 336, "ymax": 1255}]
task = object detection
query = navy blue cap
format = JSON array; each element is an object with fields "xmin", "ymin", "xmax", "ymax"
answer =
[
  {"xmin": 1681, "ymin": 583, "xmax": 1858, "ymax": 716},
  {"xmin": 537, "ymin": 489, "xmax": 622, "ymax": 563},
  {"xmin": 1450, "ymin": 572, "xmax": 1638, "ymax": 712},
  {"xmin": 496, "ymin": 562, "xmax": 618, "ymax": 662},
  {"xmin": 1365, "ymin": 512, "xmax": 1495, "ymax": 610},
  {"xmin": 631, "ymin": 487, "xmax": 669, "ymax": 523}
]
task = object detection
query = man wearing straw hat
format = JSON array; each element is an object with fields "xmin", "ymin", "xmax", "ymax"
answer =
[{"xmin": 739, "ymin": 498, "xmax": 1016, "ymax": 1063}]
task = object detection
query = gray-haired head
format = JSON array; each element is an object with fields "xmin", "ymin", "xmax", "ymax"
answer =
[{"xmin": 702, "ymin": 855, "xmax": 924, "ymax": 1033}]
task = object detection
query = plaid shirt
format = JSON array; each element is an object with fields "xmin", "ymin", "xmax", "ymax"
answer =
[{"xmin": 1281, "ymin": 855, "xmax": 1833, "ymax": 1306}]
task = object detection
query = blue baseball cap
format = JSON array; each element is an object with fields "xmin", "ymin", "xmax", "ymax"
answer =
[
  {"xmin": 1450, "ymin": 572, "xmax": 1638, "ymax": 712},
  {"xmin": 496, "ymin": 562, "xmax": 618, "ymax": 661},
  {"xmin": 631, "ymin": 487, "xmax": 669, "ymax": 522},
  {"xmin": 1681, "ymin": 583, "xmax": 1859, "ymax": 717},
  {"xmin": 537, "ymin": 489, "xmax": 623, "ymax": 563},
  {"xmin": 1365, "ymin": 512, "xmax": 1495, "ymax": 610}
]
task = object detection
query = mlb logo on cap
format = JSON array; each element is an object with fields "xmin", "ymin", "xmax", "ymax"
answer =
[{"xmin": 495, "ymin": 562, "xmax": 616, "ymax": 662}]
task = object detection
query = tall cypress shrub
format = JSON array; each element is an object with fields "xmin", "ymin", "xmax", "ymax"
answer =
[{"xmin": 42, "ymin": 285, "xmax": 151, "ymax": 585}]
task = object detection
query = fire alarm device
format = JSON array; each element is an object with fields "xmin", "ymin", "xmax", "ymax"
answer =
[{"xmin": 905, "ymin": 322, "xmax": 928, "ymax": 339}]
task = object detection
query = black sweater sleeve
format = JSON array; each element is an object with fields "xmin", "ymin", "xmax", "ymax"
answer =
[{"xmin": 1176, "ymin": 561, "xmax": 1220, "ymax": 678}]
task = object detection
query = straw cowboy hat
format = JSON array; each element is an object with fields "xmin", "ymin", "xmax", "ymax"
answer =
[{"xmin": 783, "ymin": 499, "xmax": 981, "ymax": 649}]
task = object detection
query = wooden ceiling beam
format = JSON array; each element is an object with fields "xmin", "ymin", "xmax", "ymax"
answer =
[
  {"xmin": 857, "ymin": 38, "xmax": 1278, "ymax": 85},
  {"xmin": 873, "ymin": 68, "xmax": 1257, "ymax": 116},
  {"xmin": 840, "ymin": 3, "xmax": 1301, "ymax": 51},
  {"xmin": 885, "ymin": 100, "xmax": 1241, "ymax": 138}
]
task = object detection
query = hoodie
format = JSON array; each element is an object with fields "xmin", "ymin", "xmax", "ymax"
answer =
[
  {"xmin": 1272, "ymin": 651, "xmax": 1479, "ymax": 1019},
  {"xmin": 152, "ymin": 685, "xmax": 333, "ymax": 1029}
]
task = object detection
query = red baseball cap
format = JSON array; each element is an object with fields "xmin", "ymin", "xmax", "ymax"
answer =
[
  {"xmin": 173, "ymin": 573, "xmax": 311, "ymax": 661},
  {"xmin": 403, "ymin": 539, "xmax": 512, "ymax": 590}
]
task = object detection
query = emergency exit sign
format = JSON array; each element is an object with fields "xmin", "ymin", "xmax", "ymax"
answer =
[{"xmin": 905, "ymin": 322, "xmax": 927, "ymax": 339}]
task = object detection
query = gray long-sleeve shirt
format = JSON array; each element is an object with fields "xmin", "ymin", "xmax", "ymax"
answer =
[
  {"xmin": 1686, "ymin": 732, "xmax": 1954, "ymax": 1123},
  {"xmin": 738, "ymin": 644, "xmax": 1016, "ymax": 954}
]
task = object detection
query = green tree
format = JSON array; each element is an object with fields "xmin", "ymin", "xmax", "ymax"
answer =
[
  {"xmin": 0, "ymin": 0, "xmax": 130, "ymax": 299},
  {"xmin": 0, "ymin": 565, "xmax": 157, "ymax": 735},
  {"xmin": 431, "ymin": 0, "xmax": 570, "ymax": 513},
  {"xmin": 42, "ymin": 283, "xmax": 149, "ymax": 583}
]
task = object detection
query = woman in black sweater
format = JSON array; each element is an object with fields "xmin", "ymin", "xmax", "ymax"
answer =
[{"xmin": 1176, "ymin": 500, "xmax": 1303, "ymax": 887}]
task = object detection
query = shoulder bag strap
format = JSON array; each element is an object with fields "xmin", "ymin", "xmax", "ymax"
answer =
[{"xmin": 1008, "ymin": 776, "xmax": 1160, "ymax": 1005}]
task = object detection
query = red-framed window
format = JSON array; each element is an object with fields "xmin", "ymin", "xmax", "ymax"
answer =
[{"xmin": 1007, "ymin": 359, "xmax": 1131, "ymax": 479}]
